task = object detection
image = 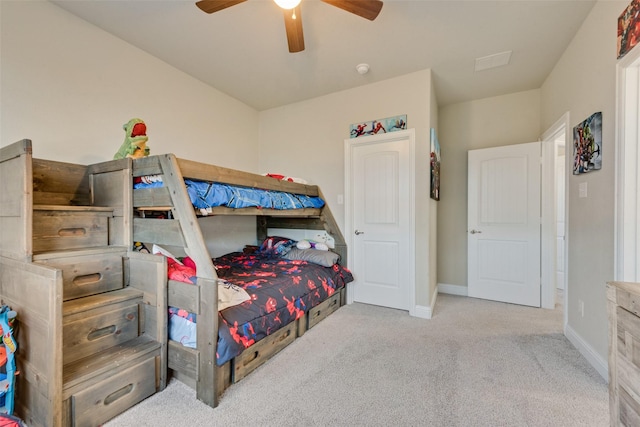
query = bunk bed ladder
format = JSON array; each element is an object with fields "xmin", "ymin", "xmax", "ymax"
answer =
[
  {"xmin": 133, "ymin": 154, "xmax": 219, "ymax": 407},
  {"xmin": 159, "ymin": 154, "xmax": 219, "ymax": 407}
]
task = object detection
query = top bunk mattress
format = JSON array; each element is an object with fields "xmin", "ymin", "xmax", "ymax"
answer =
[{"xmin": 134, "ymin": 176, "xmax": 325, "ymax": 211}]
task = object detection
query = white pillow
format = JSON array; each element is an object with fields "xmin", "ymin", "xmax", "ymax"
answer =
[{"xmin": 283, "ymin": 248, "xmax": 340, "ymax": 267}]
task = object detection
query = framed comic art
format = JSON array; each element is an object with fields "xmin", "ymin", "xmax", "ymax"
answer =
[
  {"xmin": 430, "ymin": 128, "xmax": 440, "ymax": 200},
  {"xmin": 573, "ymin": 112, "xmax": 602, "ymax": 175}
]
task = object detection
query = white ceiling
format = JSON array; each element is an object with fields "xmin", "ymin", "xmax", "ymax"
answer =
[{"xmin": 51, "ymin": 0, "xmax": 596, "ymax": 111}]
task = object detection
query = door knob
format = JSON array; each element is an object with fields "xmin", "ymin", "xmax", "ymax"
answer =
[
  {"xmin": 355, "ymin": 230, "xmax": 364, "ymax": 235},
  {"xmin": 469, "ymin": 229, "xmax": 482, "ymax": 234}
]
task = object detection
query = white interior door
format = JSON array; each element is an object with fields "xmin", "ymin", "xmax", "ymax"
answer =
[
  {"xmin": 468, "ymin": 141, "xmax": 541, "ymax": 307},
  {"xmin": 346, "ymin": 130, "xmax": 414, "ymax": 311}
]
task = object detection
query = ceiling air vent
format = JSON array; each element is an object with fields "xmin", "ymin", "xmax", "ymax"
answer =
[{"xmin": 474, "ymin": 51, "xmax": 512, "ymax": 72}]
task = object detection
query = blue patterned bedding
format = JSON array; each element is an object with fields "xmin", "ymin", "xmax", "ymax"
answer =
[
  {"xmin": 185, "ymin": 180, "xmax": 325, "ymax": 210},
  {"xmin": 134, "ymin": 176, "xmax": 325, "ymax": 210}
]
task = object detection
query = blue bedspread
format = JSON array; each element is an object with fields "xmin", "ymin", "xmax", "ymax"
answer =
[{"xmin": 184, "ymin": 180, "xmax": 325, "ymax": 210}]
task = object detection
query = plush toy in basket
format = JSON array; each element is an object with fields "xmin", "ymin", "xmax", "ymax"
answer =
[{"xmin": 114, "ymin": 118, "xmax": 150, "ymax": 159}]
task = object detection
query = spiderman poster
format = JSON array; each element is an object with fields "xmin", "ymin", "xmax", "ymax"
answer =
[{"xmin": 349, "ymin": 114, "xmax": 407, "ymax": 138}]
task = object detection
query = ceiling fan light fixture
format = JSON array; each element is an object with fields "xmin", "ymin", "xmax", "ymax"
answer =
[{"xmin": 274, "ymin": 0, "xmax": 302, "ymax": 10}]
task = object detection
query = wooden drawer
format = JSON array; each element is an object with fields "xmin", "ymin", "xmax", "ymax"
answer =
[
  {"xmin": 617, "ymin": 306, "xmax": 640, "ymax": 369},
  {"xmin": 63, "ymin": 291, "xmax": 142, "ymax": 365},
  {"xmin": 33, "ymin": 208, "xmax": 112, "ymax": 253},
  {"xmin": 36, "ymin": 251, "xmax": 125, "ymax": 301},
  {"xmin": 233, "ymin": 320, "xmax": 297, "ymax": 383},
  {"xmin": 308, "ymin": 291, "xmax": 341, "ymax": 329},
  {"xmin": 619, "ymin": 384, "xmax": 640, "ymax": 427},
  {"xmin": 617, "ymin": 287, "xmax": 640, "ymax": 318},
  {"xmin": 71, "ymin": 355, "xmax": 157, "ymax": 427}
]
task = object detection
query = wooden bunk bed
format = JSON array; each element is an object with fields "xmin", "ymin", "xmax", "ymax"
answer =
[
  {"xmin": 0, "ymin": 139, "xmax": 349, "ymax": 421},
  {"xmin": 131, "ymin": 154, "xmax": 349, "ymax": 408}
]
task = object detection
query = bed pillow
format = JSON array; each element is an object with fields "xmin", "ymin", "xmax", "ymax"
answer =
[
  {"xmin": 258, "ymin": 236, "xmax": 297, "ymax": 257},
  {"xmin": 282, "ymin": 247, "xmax": 340, "ymax": 267}
]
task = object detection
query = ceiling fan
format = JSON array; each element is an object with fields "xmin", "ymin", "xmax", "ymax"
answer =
[{"xmin": 195, "ymin": 0, "xmax": 383, "ymax": 53}]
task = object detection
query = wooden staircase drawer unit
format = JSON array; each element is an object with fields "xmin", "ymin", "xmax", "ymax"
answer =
[
  {"xmin": 36, "ymin": 251, "xmax": 125, "ymax": 301},
  {"xmin": 63, "ymin": 291, "xmax": 143, "ymax": 365},
  {"xmin": 71, "ymin": 355, "xmax": 157, "ymax": 427},
  {"xmin": 33, "ymin": 207, "xmax": 112, "ymax": 252},
  {"xmin": 233, "ymin": 320, "xmax": 297, "ymax": 383},
  {"xmin": 308, "ymin": 291, "xmax": 341, "ymax": 329}
]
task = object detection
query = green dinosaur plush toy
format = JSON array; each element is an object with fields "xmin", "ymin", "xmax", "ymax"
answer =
[{"xmin": 114, "ymin": 118, "xmax": 150, "ymax": 159}]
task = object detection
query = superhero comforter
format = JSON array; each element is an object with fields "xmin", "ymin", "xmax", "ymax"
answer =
[{"xmin": 169, "ymin": 252, "xmax": 354, "ymax": 366}]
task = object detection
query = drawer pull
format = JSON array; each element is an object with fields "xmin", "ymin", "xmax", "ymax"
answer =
[
  {"xmin": 104, "ymin": 383, "xmax": 134, "ymax": 406},
  {"xmin": 58, "ymin": 227, "xmax": 86, "ymax": 237},
  {"xmin": 330, "ymin": 298, "xmax": 338, "ymax": 307},
  {"xmin": 87, "ymin": 325, "xmax": 116, "ymax": 341},
  {"xmin": 244, "ymin": 351, "xmax": 260, "ymax": 366},
  {"xmin": 277, "ymin": 329, "xmax": 292, "ymax": 342},
  {"xmin": 73, "ymin": 273, "xmax": 102, "ymax": 286}
]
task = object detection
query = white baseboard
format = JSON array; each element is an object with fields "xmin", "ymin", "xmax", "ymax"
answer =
[
  {"xmin": 437, "ymin": 283, "xmax": 468, "ymax": 296},
  {"xmin": 412, "ymin": 304, "xmax": 431, "ymax": 319},
  {"xmin": 411, "ymin": 287, "xmax": 439, "ymax": 319},
  {"xmin": 564, "ymin": 323, "xmax": 608, "ymax": 381}
]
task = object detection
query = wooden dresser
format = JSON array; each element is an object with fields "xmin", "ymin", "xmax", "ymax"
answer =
[{"xmin": 607, "ymin": 281, "xmax": 640, "ymax": 426}]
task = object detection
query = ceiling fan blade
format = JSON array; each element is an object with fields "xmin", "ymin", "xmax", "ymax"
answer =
[
  {"xmin": 195, "ymin": 0, "xmax": 247, "ymax": 14},
  {"xmin": 321, "ymin": 0, "xmax": 383, "ymax": 21},
  {"xmin": 284, "ymin": 7, "xmax": 305, "ymax": 53}
]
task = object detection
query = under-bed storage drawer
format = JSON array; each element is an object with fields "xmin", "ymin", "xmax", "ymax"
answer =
[
  {"xmin": 233, "ymin": 320, "xmax": 297, "ymax": 383},
  {"xmin": 308, "ymin": 291, "xmax": 341, "ymax": 329},
  {"xmin": 63, "ymin": 290, "xmax": 143, "ymax": 365},
  {"xmin": 71, "ymin": 355, "xmax": 157, "ymax": 427},
  {"xmin": 33, "ymin": 207, "xmax": 112, "ymax": 253},
  {"xmin": 35, "ymin": 251, "xmax": 126, "ymax": 301}
]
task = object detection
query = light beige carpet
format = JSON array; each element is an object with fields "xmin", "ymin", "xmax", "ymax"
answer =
[{"xmin": 106, "ymin": 294, "xmax": 609, "ymax": 426}]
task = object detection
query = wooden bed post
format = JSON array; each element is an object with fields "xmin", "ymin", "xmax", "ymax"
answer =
[{"xmin": 317, "ymin": 188, "xmax": 347, "ymax": 266}]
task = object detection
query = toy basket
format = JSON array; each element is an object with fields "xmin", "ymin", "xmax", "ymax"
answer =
[{"xmin": 0, "ymin": 307, "xmax": 17, "ymax": 416}]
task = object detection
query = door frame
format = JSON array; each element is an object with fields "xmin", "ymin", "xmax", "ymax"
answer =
[
  {"xmin": 615, "ymin": 45, "xmax": 640, "ymax": 282},
  {"xmin": 541, "ymin": 112, "xmax": 570, "ymax": 320},
  {"xmin": 344, "ymin": 129, "xmax": 416, "ymax": 312}
]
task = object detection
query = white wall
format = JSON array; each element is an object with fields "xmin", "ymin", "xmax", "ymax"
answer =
[
  {"xmin": 438, "ymin": 89, "xmax": 542, "ymax": 290},
  {"xmin": 258, "ymin": 69, "xmax": 437, "ymax": 308},
  {"xmin": 541, "ymin": 0, "xmax": 625, "ymax": 372},
  {"xmin": 0, "ymin": 1, "xmax": 261, "ymax": 256},
  {"xmin": 0, "ymin": 1, "xmax": 259, "ymax": 170}
]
